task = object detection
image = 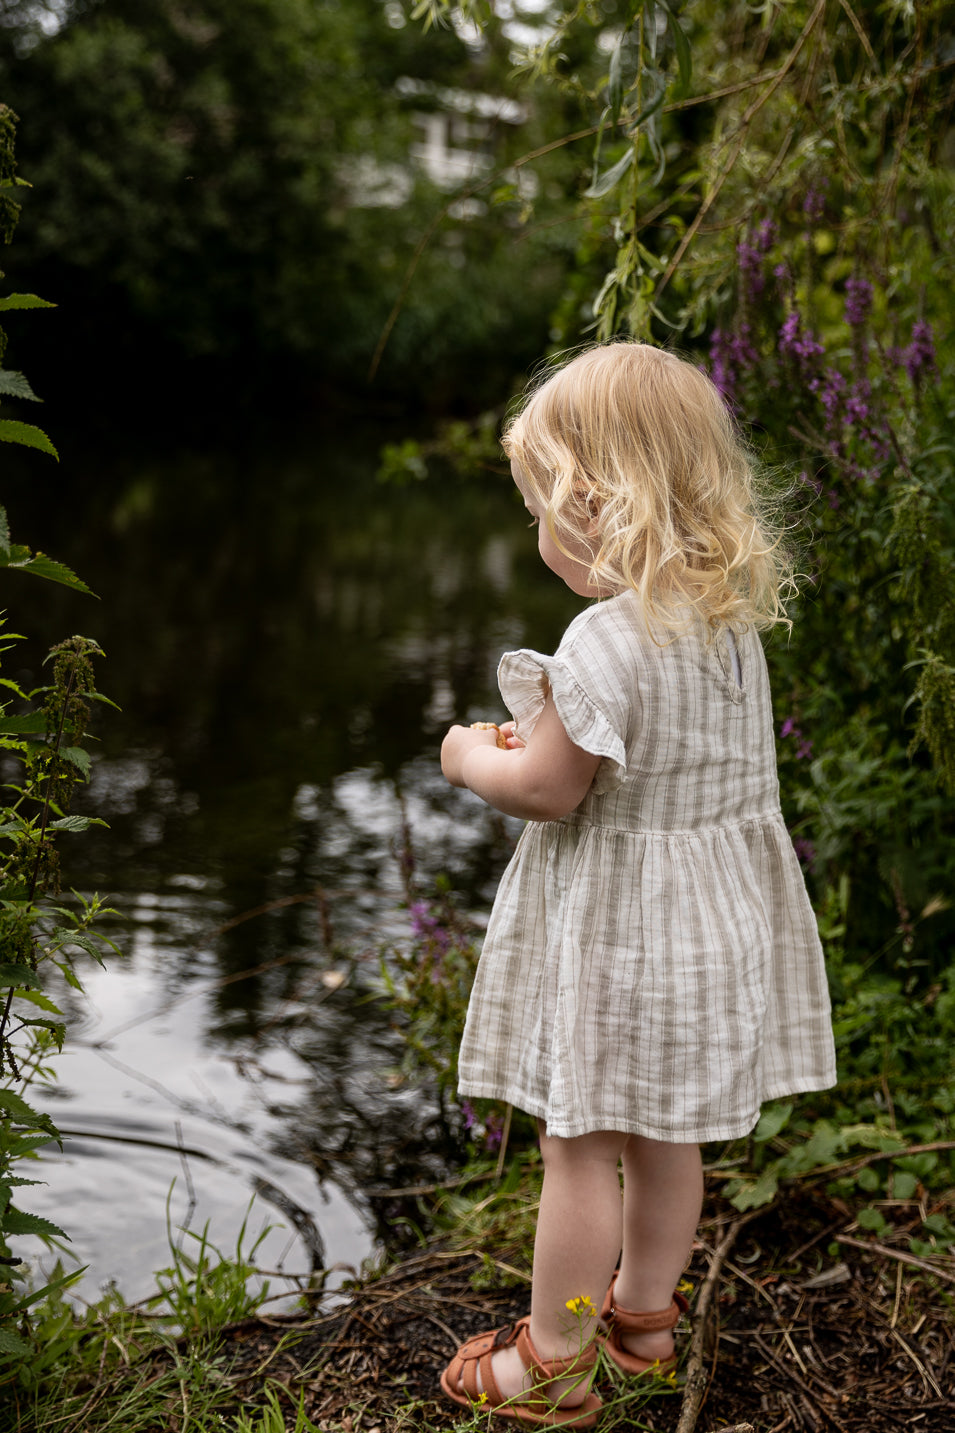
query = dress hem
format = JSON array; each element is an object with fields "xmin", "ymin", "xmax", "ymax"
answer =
[{"xmin": 457, "ymin": 1073, "xmax": 838, "ymax": 1144}]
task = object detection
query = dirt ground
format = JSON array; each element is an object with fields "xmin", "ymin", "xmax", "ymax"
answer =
[{"xmin": 207, "ymin": 1185, "xmax": 953, "ymax": 1433}]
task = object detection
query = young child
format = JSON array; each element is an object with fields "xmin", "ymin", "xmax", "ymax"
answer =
[{"xmin": 438, "ymin": 342, "xmax": 836, "ymax": 1427}]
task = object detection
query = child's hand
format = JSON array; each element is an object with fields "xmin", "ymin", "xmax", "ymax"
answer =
[
  {"xmin": 498, "ymin": 720, "xmax": 525, "ymax": 750},
  {"xmin": 441, "ymin": 723, "xmax": 501, "ymax": 788}
]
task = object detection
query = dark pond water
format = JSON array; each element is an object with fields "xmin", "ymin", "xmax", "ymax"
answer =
[{"xmin": 5, "ymin": 420, "xmax": 582, "ymax": 1306}]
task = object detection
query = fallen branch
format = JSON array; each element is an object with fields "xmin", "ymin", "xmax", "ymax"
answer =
[{"xmin": 675, "ymin": 1216, "xmax": 750, "ymax": 1433}]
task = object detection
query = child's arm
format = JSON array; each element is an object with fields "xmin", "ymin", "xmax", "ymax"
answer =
[{"xmin": 441, "ymin": 693, "xmax": 601, "ymax": 821}]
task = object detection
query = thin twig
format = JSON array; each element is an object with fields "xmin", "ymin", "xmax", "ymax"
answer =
[
  {"xmin": 835, "ymin": 1234, "xmax": 955, "ymax": 1285},
  {"xmin": 675, "ymin": 1216, "xmax": 751, "ymax": 1433}
]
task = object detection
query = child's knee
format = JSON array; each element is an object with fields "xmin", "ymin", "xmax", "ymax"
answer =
[{"xmin": 540, "ymin": 1128, "xmax": 629, "ymax": 1169}]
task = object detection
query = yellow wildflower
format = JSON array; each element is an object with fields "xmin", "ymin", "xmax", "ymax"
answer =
[
  {"xmin": 677, "ymin": 1278, "xmax": 693, "ymax": 1296},
  {"xmin": 564, "ymin": 1295, "xmax": 597, "ymax": 1317}
]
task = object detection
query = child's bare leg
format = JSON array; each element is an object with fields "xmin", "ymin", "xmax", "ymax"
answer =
[
  {"xmin": 613, "ymin": 1136, "xmax": 703, "ymax": 1364},
  {"xmin": 473, "ymin": 1128, "xmax": 627, "ymax": 1407}
]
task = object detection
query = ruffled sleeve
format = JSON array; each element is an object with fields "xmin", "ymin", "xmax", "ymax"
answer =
[{"xmin": 497, "ymin": 632, "xmax": 632, "ymax": 796}]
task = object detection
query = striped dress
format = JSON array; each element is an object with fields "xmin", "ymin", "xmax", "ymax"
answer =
[{"xmin": 457, "ymin": 591, "xmax": 837, "ymax": 1143}]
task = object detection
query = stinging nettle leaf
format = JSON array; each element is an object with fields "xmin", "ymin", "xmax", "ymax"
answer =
[
  {"xmin": 0, "ymin": 370, "xmax": 39, "ymax": 402},
  {"xmin": 0, "ymin": 965, "xmax": 43, "ymax": 991},
  {"xmin": 0, "ymin": 711, "xmax": 46, "ymax": 734},
  {"xmin": 0, "ymin": 420, "xmax": 57, "ymax": 458},
  {"xmin": 4, "ymin": 552, "xmax": 94, "ymax": 593},
  {"xmin": 58, "ymin": 746, "xmax": 92, "ymax": 778},
  {"xmin": 0, "ymin": 293, "xmax": 56, "ymax": 311},
  {"xmin": 2, "ymin": 1207, "xmax": 68, "ymax": 1241}
]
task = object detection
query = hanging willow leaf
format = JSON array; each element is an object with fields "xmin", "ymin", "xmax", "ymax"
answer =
[
  {"xmin": 584, "ymin": 144, "xmax": 635, "ymax": 199},
  {"xmin": 660, "ymin": 0, "xmax": 693, "ymax": 96}
]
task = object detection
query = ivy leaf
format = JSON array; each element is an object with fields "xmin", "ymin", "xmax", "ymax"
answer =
[{"xmin": 0, "ymin": 420, "xmax": 57, "ymax": 458}]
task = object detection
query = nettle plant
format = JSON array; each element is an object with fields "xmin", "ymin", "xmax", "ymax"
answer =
[{"xmin": 0, "ymin": 102, "xmax": 116, "ymax": 1381}]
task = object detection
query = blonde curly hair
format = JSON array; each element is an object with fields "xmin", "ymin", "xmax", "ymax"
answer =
[{"xmin": 503, "ymin": 342, "xmax": 794, "ymax": 635}]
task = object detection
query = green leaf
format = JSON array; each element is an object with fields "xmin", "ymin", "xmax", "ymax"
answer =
[
  {"xmin": 17, "ymin": 1018, "xmax": 66, "ymax": 1049},
  {"xmin": 58, "ymin": 746, "xmax": 91, "ymax": 778},
  {"xmin": 753, "ymin": 1101, "xmax": 793, "ymax": 1142},
  {"xmin": 584, "ymin": 144, "xmax": 635, "ymax": 199},
  {"xmin": 0, "ymin": 965, "xmax": 43, "ymax": 990},
  {"xmin": 0, "ymin": 294, "xmax": 56, "ymax": 311},
  {"xmin": 49, "ymin": 815, "xmax": 108, "ymax": 832},
  {"xmin": 11, "ymin": 989, "xmax": 62, "ymax": 1015},
  {"xmin": 2, "ymin": 1207, "xmax": 68, "ymax": 1241},
  {"xmin": 2, "ymin": 550, "xmax": 93, "ymax": 593},
  {"xmin": 0, "ymin": 420, "xmax": 57, "ymax": 458},
  {"xmin": 660, "ymin": 0, "xmax": 693, "ymax": 96},
  {"xmin": 856, "ymin": 1207, "xmax": 887, "ymax": 1235},
  {"xmin": 892, "ymin": 1170, "xmax": 918, "ymax": 1199},
  {"xmin": 0, "ymin": 1325, "xmax": 32, "ymax": 1356},
  {"xmin": 47, "ymin": 928, "xmax": 106, "ymax": 961},
  {"xmin": 0, "ymin": 1088, "xmax": 54, "ymax": 1128},
  {"xmin": 607, "ymin": 33, "xmax": 628, "ymax": 126},
  {"xmin": 0, "ymin": 712, "xmax": 46, "ymax": 735},
  {"xmin": 0, "ymin": 370, "xmax": 39, "ymax": 402},
  {"xmin": 728, "ymin": 1166, "xmax": 779, "ymax": 1210}
]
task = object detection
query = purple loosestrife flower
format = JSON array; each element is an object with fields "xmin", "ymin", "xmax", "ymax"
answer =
[
  {"xmin": 903, "ymin": 320, "xmax": 937, "ymax": 385},
  {"xmin": 779, "ymin": 311, "xmax": 824, "ymax": 375},
  {"xmin": 461, "ymin": 1100, "xmax": 477, "ymax": 1133},
  {"xmin": 803, "ymin": 184, "xmax": 827, "ymax": 222},
  {"xmin": 793, "ymin": 838, "xmax": 817, "ymax": 872},
  {"xmin": 737, "ymin": 221, "xmax": 777, "ymax": 304},
  {"xmin": 844, "ymin": 276, "xmax": 873, "ymax": 329}
]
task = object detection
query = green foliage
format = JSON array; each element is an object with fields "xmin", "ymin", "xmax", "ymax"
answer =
[
  {"xmin": 379, "ymin": 876, "xmax": 480, "ymax": 1113},
  {"xmin": 0, "ymin": 622, "xmax": 118, "ymax": 1384},
  {"xmin": 230, "ymin": 1387, "xmax": 322, "ymax": 1433},
  {"xmin": 0, "ymin": 0, "xmax": 571, "ymax": 404},
  {"xmin": 148, "ymin": 1192, "xmax": 272, "ymax": 1341}
]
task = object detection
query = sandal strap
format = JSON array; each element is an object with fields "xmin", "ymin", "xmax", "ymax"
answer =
[
  {"xmin": 515, "ymin": 1317, "xmax": 599, "ymax": 1392},
  {"xmin": 605, "ymin": 1286, "xmax": 690, "ymax": 1334},
  {"xmin": 459, "ymin": 1323, "xmax": 521, "ymax": 1402}
]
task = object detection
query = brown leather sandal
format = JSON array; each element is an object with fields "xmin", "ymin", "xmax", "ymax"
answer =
[
  {"xmin": 600, "ymin": 1274, "xmax": 690, "ymax": 1377},
  {"xmin": 439, "ymin": 1316, "xmax": 603, "ymax": 1427}
]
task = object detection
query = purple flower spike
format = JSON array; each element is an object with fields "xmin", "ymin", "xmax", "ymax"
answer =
[
  {"xmin": 903, "ymin": 320, "xmax": 937, "ymax": 385},
  {"xmin": 803, "ymin": 184, "xmax": 827, "ymax": 222},
  {"xmin": 844, "ymin": 276, "xmax": 873, "ymax": 329}
]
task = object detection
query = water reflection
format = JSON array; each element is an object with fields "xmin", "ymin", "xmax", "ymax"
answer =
[{"xmin": 6, "ymin": 426, "xmax": 581, "ymax": 1301}]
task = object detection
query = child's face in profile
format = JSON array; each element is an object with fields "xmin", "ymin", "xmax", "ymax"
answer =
[{"xmin": 511, "ymin": 457, "xmax": 597, "ymax": 598}]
